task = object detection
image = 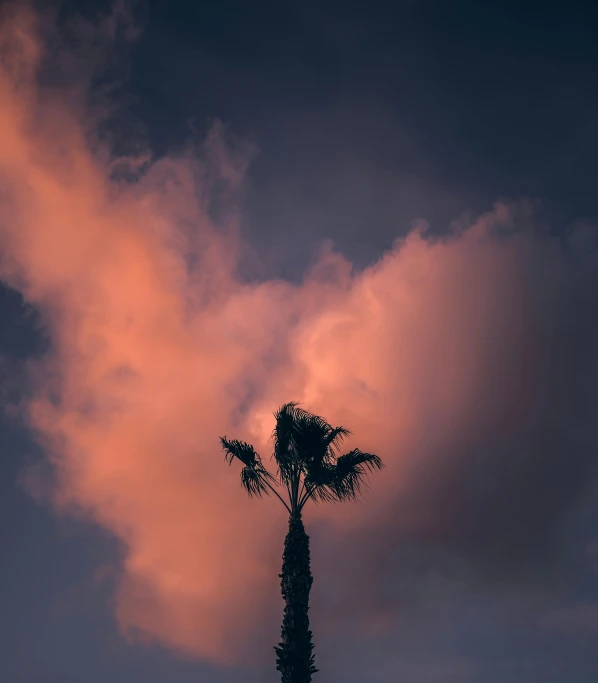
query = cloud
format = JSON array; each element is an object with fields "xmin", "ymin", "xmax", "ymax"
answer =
[{"xmin": 0, "ymin": 3, "xmax": 597, "ymax": 672}]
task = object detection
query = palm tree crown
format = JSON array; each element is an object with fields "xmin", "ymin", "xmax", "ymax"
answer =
[
  {"xmin": 220, "ymin": 401, "xmax": 383, "ymax": 514},
  {"xmin": 220, "ymin": 401, "xmax": 383, "ymax": 683}
]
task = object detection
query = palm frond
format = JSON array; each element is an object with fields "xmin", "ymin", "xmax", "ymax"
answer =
[
  {"xmin": 298, "ymin": 423, "xmax": 351, "ymax": 497},
  {"xmin": 240, "ymin": 464, "xmax": 271, "ymax": 498},
  {"xmin": 290, "ymin": 409, "xmax": 346, "ymax": 471},
  {"xmin": 272, "ymin": 402, "xmax": 330, "ymax": 476},
  {"xmin": 322, "ymin": 426, "xmax": 352, "ymax": 452},
  {"xmin": 294, "ymin": 421, "xmax": 330, "ymax": 468},
  {"xmin": 333, "ymin": 449, "xmax": 384, "ymax": 501},
  {"xmin": 337, "ymin": 449, "xmax": 383, "ymax": 474},
  {"xmin": 272, "ymin": 402, "xmax": 301, "ymax": 482},
  {"xmin": 220, "ymin": 436, "xmax": 278, "ymax": 499},
  {"xmin": 303, "ymin": 462, "xmax": 339, "ymax": 503},
  {"xmin": 220, "ymin": 437, "xmax": 259, "ymax": 467}
]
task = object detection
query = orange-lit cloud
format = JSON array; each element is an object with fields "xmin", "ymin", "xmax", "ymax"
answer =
[{"xmin": 1, "ymin": 4, "xmax": 597, "ymax": 669}]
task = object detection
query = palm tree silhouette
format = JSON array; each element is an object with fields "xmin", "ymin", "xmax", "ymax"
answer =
[{"xmin": 220, "ymin": 401, "xmax": 383, "ymax": 683}]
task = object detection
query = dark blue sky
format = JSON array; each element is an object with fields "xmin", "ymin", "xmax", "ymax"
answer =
[{"xmin": 2, "ymin": 1, "xmax": 598, "ymax": 681}]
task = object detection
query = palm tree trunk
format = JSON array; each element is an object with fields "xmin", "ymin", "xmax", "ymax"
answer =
[{"xmin": 274, "ymin": 511, "xmax": 318, "ymax": 683}]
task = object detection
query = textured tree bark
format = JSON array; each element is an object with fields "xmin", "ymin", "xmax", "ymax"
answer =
[{"xmin": 274, "ymin": 511, "xmax": 318, "ymax": 683}]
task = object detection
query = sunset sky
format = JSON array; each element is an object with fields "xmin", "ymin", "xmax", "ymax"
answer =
[{"xmin": 1, "ymin": 1, "xmax": 597, "ymax": 682}]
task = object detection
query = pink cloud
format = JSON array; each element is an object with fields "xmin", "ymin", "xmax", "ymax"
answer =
[{"xmin": 1, "ymin": 4, "xmax": 597, "ymax": 668}]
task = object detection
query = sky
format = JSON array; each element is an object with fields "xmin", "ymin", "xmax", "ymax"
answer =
[{"xmin": 1, "ymin": 1, "xmax": 597, "ymax": 682}]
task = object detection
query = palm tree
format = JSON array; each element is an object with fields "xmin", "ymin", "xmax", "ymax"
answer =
[{"xmin": 220, "ymin": 402, "xmax": 383, "ymax": 683}]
